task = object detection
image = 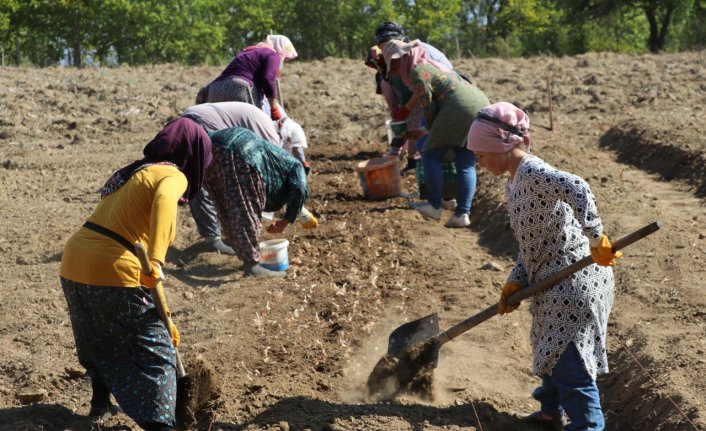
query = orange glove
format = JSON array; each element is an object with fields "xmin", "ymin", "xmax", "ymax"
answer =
[
  {"xmin": 139, "ymin": 260, "xmax": 164, "ymax": 289},
  {"xmin": 169, "ymin": 323, "xmax": 181, "ymax": 347},
  {"xmin": 271, "ymin": 103, "xmax": 283, "ymax": 121},
  {"xmin": 498, "ymin": 281, "xmax": 522, "ymax": 315},
  {"xmin": 590, "ymin": 234, "xmax": 623, "ymax": 266}
]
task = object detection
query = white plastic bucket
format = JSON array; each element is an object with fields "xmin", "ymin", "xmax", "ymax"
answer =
[{"xmin": 259, "ymin": 239, "xmax": 290, "ymax": 271}]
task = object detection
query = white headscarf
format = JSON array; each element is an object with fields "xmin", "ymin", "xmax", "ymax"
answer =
[{"xmin": 266, "ymin": 35, "xmax": 298, "ymax": 60}]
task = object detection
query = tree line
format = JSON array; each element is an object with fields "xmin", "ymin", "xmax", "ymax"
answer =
[{"xmin": 1, "ymin": 0, "xmax": 704, "ymax": 68}]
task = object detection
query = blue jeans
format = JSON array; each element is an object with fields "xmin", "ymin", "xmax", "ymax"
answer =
[
  {"xmin": 533, "ymin": 342, "xmax": 605, "ymax": 430},
  {"xmin": 421, "ymin": 147, "xmax": 476, "ymax": 216}
]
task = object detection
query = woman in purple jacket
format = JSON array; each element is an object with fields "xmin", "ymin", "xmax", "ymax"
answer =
[{"xmin": 196, "ymin": 35, "xmax": 297, "ymax": 121}]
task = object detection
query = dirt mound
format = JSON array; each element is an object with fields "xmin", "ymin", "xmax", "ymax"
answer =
[
  {"xmin": 1, "ymin": 51, "xmax": 706, "ymax": 430},
  {"xmin": 600, "ymin": 121, "xmax": 706, "ymax": 196}
]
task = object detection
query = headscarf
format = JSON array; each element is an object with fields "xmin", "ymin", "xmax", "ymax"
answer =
[
  {"xmin": 364, "ymin": 45, "xmax": 386, "ymax": 74},
  {"xmin": 245, "ymin": 35, "xmax": 298, "ymax": 60},
  {"xmin": 267, "ymin": 35, "xmax": 298, "ymax": 60},
  {"xmin": 243, "ymin": 34, "xmax": 297, "ymax": 78},
  {"xmin": 100, "ymin": 118, "xmax": 212, "ymax": 200},
  {"xmin": 466, "ymin": 102, "xmax": 532, "ymax": 153},
  {"xmin": 375, "ymin": 21, "xmax": 409, "ymax": 45},
  {"xmin": 382, "ymin": 39, "xmax": 452, "ymax": 88}
]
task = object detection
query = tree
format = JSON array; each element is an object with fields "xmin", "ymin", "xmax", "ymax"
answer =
[{"xmin": 558, "ymin": 0, "xmax": 694, "ymax": 52}]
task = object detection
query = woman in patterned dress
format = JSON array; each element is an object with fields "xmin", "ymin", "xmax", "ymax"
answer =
[
  {"xmin": 180, "ymin": 101, "xmax": 280, "ymax": 256},
  {"xmin": 60, "ymin": 118, "xmax": 212, "ymax": 431},
  {"xmin": 467, "ymin": 102, "xmax": 622, "ymax": 431},
  {"xmin": 382, "ymin": 39, "xmax": 489, "ymax": 228},
  {"xmin": 205, "ymin": 127, "xmax": 308, "ymax": 278}
]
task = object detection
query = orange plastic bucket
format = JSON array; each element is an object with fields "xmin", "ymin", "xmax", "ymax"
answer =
[{"xmin": 355, "ymin": 156, "xmax": 402, "ymax": 200}]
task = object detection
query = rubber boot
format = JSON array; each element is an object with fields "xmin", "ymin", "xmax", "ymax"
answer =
[
  {"xmin": 243, "ymin": 261, "xmax": 286, "ymax": 278},
  {"xmin": 203, "ymin": 236, "xmax": 236, "ymax": 255},
  {"xmin": 88, "ymin": 379, "xmax": 123, "ymax": 419}
]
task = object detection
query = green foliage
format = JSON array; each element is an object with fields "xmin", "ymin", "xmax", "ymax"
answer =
[
  {"xmin": 0, "ymin": 0, "xmax": 701, "ymax": 67},
  {"xmin": 582, "ymin": 8, "xmax": 648, "ymax": 53}
]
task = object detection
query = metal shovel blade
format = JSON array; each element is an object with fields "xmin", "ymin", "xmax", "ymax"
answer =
[
  {"xmin": 366, "ymin": 313, "xmax": 440, "ymax": 400},
  {"xmin": 387, "ymin": 312, "xmax": 440, "ymax": 363}
]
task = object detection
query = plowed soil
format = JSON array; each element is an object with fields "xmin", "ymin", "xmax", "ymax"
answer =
[{"xmin": 1, "ymin": 51, "xmax": 705, "ymax": 430}]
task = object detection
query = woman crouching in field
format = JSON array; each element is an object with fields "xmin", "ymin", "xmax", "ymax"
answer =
[
  {"xmin": 468, "ymin": 102, "xmax": 621, "ymax": 430},
  {"xmin": 60, "ymin": 118, "xmax": 211, "ymax": 431},
  {"xmin": 205, "ymin": 126, "xmax": 308, "ymax": 277}
]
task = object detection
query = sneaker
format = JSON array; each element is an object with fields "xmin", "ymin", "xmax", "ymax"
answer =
[
  {"xmin": 445, "ymin": 213, "xmax": 470, "ymax": 228},
  {"xmin": 441, "ymin": 199, "xmax": 456, "ymax": 211},
  {"xmin": 204, "ymin": 237, "xmax": 236, "ymax": 255},
  {"xmin": 416, "ymin": 203, "xmax": 442, "ymax": 220},
  {"xmin": 522, "ymin": 411, "xmax": 567, "ymax": 431}
]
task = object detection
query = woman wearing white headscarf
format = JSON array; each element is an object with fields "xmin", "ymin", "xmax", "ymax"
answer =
[{"xmin": 196, "ymin": 35, "xmax": 297, "ymax": 121}]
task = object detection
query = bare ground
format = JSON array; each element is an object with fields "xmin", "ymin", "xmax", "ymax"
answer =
[{"xmin": 1, "ymin": 51, "xmax": 705, "ymax": 430}]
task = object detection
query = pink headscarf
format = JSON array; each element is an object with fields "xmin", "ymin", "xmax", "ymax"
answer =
[
  {"xmin": 466, "ymin": 102, "xmax": 532, "ymax": 153},
  {"xmin": 382, "ymin": 39, "xmax": 452, "ymax": 88}
]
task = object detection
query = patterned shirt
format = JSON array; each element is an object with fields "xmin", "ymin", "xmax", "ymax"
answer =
[
  {"xmin": 507, "ymin": 155, "xmax": 614, "ymax": 379},
  {"xmin": 209, "ymin": 127, "xmax": 308, "ymax": 223},
  {"xmin": 410, "ymin": 64, "xmax": 489, "ymax": 152}
]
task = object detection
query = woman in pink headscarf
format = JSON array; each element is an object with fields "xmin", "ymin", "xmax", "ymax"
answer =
[
  {"xmin": 196, "ymin": 34, "xmax": 297, "ymax": 121},
  {"xmin": 383, "ymin": 39, "xmax": 489, "ymax": 228},
  {"xmin": 468, "ymin": 102, "xmax": 622, "ymax": 430}
]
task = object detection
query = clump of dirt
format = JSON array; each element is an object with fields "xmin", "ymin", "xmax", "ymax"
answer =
[
  {"xmin": 177, "ymin": 353, "xmax": 222, "ymax": 430},
  {"xmin": 367, "ymin": 337, "xmax": 437, "ymax": 402}
]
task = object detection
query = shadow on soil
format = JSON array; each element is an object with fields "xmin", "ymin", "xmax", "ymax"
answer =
[
  {"xmin": 213, "ymin": 395, "xmax": 551, "ymax": 431},
  {"xmin": 0, "ymin": 403, "xmax": 127, "ymax": 431},
  {"xmin": 600, "ymin": 331, "xmax": 702, "ymax": 431},
  {"xmin": 600, "ymin": 121, "xmax": 706, "ymax": 197}
]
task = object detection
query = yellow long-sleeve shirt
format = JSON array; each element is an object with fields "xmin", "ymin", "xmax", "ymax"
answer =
[{"xmin": 60, "ymin": 164, "xmax": 187, "ymax": 287}]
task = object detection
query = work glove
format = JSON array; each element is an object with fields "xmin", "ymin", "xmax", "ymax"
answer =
[
  {"xmin": 498, "ymin": 281, "xmax": 522, "ymax": 315},
  {"xmin": 392, "ymin": 106, "xmax": 411, "ymax": 121},
  {"xmin": 139, "ymin": 260, "xmax": 164, "ymax": 289},
  {"xmin": 271, "ymin": 104, "xmax": 283, "ymax": 121},
  {"xmin": 590, "ymin": 234, "xmax": 623, "ymax": 266},
  {"xmin": 169, "ymin": 323, "xmax": 181, "ymax": 347},
  {"xmin": 298, "ymin": 208, "xmax": 318, "ymax": 229}
]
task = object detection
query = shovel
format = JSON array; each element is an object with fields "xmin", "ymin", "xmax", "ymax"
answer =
[
  {"xmin": 367, "ymin": 221, "xmax": 661, "ymax": 400},
  {"xmin": 135, "ymin": 243, "xmax": 218, "ymax": 430}
]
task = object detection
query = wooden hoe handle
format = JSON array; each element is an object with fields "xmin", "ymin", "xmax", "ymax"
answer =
[
  {"xmin": 134, "ymin": 243, "xmax": 187, "ymax": 378},
  {"xmin": 437, "ymin": 221, "xmax": 662, "ymax": 346}
]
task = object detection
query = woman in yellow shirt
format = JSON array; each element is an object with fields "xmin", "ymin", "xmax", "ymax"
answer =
[{"xmin": 60, "ymin": 118, "xmax": 211, "ymax": 431}]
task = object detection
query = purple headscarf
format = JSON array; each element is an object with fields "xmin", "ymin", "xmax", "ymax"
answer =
[{"xmin": 101, "ymin": 118, "xmax": 212, "ymax": 200}]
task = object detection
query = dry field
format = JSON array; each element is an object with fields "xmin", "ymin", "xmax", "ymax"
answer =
[{"xmin": 1, "ymin": 51, "xmax": 705, "ymax": 430}]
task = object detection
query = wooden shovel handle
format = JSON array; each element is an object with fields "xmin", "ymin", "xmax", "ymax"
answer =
[
  {"xmin": 436, "ymin": 221, "xmax": 661, "ymax": 346},
  {"xmin": 134, "ymin": 243, "xmax": 187, "ymax": 378}
]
